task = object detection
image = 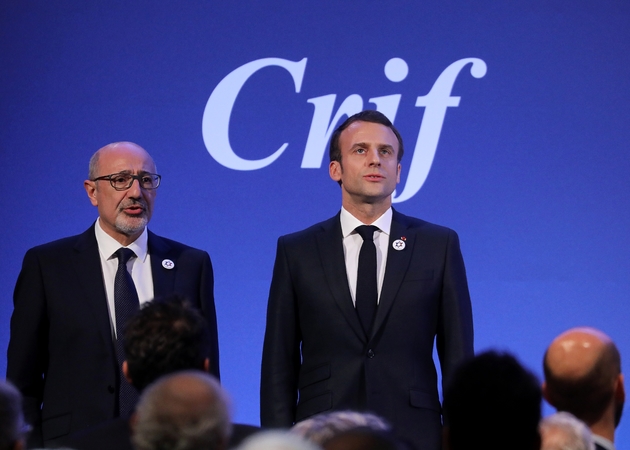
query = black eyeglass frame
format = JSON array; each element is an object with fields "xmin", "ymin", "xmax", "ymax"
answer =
[{"xmin": 91, "ymin": 171, "xmax": 162, "ymax": 191}]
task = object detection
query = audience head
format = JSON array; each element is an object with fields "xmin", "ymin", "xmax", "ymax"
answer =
[
  {"xmin": 123, "ymin": 294, "xmax": 213, "ymax": 392},
  {"xmin": 442, "ymin": 350, "xmax": 542, "ymax": 450},
  {"xmin": 543, "ymin": 327, "xmax": 624, "ymax": 434},
  {"xmin": 540, "ymin": 412, "xmax": 593, "ymax": 450},
  {"xmin": 237, "ymin": 431, "xmax": 321, "ymax": 450},
  {"xmin": 291, "ymin": 410, "xmax": 390, "ymax": 445},
  {"xmin": 0, "ymin": 380, "xmax": 27, "ymax": 450},
  {"xmin": 323, "ymin": 428, "xmax": 406, "ymax": 450},
  {"xmin": 132, "ymin": 371, "xmax": 231, "ymax": 450}
]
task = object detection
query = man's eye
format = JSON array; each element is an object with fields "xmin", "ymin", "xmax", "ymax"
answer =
[
  {"xmin": 141, "ymin": 176, "xmax": 152, "ymax": 184},
  {"xmin": 356, "ymin": 148, "xmax": 366, "ymax": 154},
  {"xmin": 113, "ymin": 176, "xmax": 129, "ymax": 184}
]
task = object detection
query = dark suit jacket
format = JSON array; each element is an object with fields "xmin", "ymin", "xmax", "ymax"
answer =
[
  {"xmin": 260, "ymin": 210, "xmax": 473, "ymax": 450},
  {"xmin": 6, "ymin": 224, "xmax": 220, "ymax": 447}
]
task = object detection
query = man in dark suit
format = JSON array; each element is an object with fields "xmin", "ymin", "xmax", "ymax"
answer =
[
  {"xmin": 260, "ymin": 110, "xmax": 474, "ymax": 450},
  {"xmin": 6, "ymin": 141, "xmax": 220, "ymax": 447},
  {"xmin": 543, "ymin": 327, "xmax": 625, "ymax": 450}
]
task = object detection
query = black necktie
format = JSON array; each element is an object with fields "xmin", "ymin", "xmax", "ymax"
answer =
[
  {"xmin": 113, "ymin": 247, "xmax": 140, "ymax": 417},
  {"xmin": 355, "ymin": 225, "xmax": 378, "ymax": 336}
]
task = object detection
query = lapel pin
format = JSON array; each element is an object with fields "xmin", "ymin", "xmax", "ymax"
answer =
[
  {"xmin": 162, "ymin": 259, "xmax": 175, "ymax": 269},
  {"xmin": 392, "ymin": 239, "xmax": 406, "ymax": 251}
]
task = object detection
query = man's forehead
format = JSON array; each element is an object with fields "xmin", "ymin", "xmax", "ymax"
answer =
[
  {"xmin": 97, "ymin": 143, "xmax": 155, "ymax": 171},
  {"xmin": 341, "ymin": 121, "xmax": 398, "ymax": 148}
]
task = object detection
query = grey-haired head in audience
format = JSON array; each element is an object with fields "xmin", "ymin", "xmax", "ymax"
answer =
[
  {"xmin": 540, "ymin": 412, "xmax": 594, "ymax": 450},
  {"xmin": 290, "ymin": 410, "xmax": 390, "ymax": 445},
  {"xmin": 132, "ymin": 371, "xmax": 231, "ymax": 450}
]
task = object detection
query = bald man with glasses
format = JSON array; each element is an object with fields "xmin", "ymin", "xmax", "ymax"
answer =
[{"xmin": 7, "ymin": 142, "xmax": 220, "ymax": 448}]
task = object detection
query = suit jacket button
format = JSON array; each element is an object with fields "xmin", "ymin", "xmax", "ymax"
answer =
[
  {"xmin": 367, "ymin": 349, "xmax": 375, "ymax": 358},
  {"xmin": 107, "ymin": 385, "xmax": 115, "ymax": 394}
]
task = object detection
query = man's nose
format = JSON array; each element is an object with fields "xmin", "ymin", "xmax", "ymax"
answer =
[
  {"xmin": 367, "ymin": 148, "xmax": 382, "ymax": 165},
  {"xmin": 127, "ymin": 177, "xmax": 142, "ymax": 197}
]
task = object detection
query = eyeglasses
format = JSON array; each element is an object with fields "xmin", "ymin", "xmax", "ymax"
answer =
[{"xmin": 91, "ymin": 171, "xmax": 162, "ymax": 191}]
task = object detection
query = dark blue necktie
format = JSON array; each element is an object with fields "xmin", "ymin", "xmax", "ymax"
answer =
[
  {"xmin": 355, "ymin": 225, "xmax": 378, "ymax": 336},
  {"xmin": 114, "ymin": 247, "xmax": 140, "ymax": 417}
]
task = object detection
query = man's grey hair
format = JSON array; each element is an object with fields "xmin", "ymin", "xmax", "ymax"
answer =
[
  {"xmin": 290, "ymin": 410, "xmax": 391, "ymax": 445},
  {"xmin": 88, "ymin": 149, "xmax": 101, "ymax": 180},
  {"xmin": 237, "ymin": 431, "xmax": 321, "ymax": 450},
  {"xmin": 540, "ymin": 412, "xmax": 594, "ymax": 450},
  {"xmin": 0, "ymin": 381, "xmax": 26, "ymax": 450},
  {"xmin": 132, "ymin": 371, "xmax": 232, "ymax": 450}
]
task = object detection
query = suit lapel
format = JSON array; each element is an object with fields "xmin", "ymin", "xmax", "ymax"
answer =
[
  {"xmin": 371, "ymin": 211, "xmax": 414, "ymax": 339},
  {"xmin": 72, "ymin": 225, "xmax": 115, "ymax": 349},
  {"xmin": 316, "ymin": 215, "xmax": 366, "ymax": 342},
  {"xmin": 147, "ymin": 231, "xmax": 175, "ymax": 297}
]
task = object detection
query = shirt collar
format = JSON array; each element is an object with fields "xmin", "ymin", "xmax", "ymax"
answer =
[
  {"xmin": 340, "ymin": 207, "xmax": 392, "ymax": 238},
  {"xmin": 592, "ymin": 434, "xmax": 615, "ymax": 450},
  {"xmin": 94, "ymin": 219, "xmax": 149, "ymax": 262}
]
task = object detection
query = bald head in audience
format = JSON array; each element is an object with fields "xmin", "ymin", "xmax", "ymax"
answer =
[
  {"xmin": 543, "ymin": 327, "xmax": 624, "ymax": 446},
  {"xmin": 132, "ymin": 371, "xmax": 231, "ymax": 450}
]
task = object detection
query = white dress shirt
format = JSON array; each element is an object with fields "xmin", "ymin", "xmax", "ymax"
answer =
[
  {"xmin": 94, "ymin": 219, "xmax": 154, "ymax": 338},
  {"xmin": 340, "ymin": 207, "xmax": 392, "ymax": 306}
]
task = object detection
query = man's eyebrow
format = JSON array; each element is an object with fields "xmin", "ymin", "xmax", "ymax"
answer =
[{"xmin": 350, "ymin": 142, "xmax": 394, "ymax": 150}]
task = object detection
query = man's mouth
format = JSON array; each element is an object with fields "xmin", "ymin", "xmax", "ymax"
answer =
[
  {"xmin": 120, "ymin": 202, "xmax": 146, "ymax": 215},
  {"xmin": 364, "ymin": 174, "xmax": 384, "ymax": 181}
]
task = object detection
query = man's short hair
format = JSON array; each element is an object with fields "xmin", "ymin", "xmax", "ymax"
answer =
[
  {"xmin": 132, "ymin": 371, "xmax": 231, "ymax": 450},
  {"xmin": 328, "ymin": 110, "xmax": 404, "ymax": 164},
  {"xmin": 123, "ymin": 294, "xmax": 212, "ymax": 391},
  {"xmin": 291, "ymin": 410, "xmax": 390, "ymax": 445},
  {"xmin": 540, "ymin": 412, "xmax": 593, "ymax": 450},
  {"xmin": 0, "ymin": 380, "xmax": 26, "ymax": 450},
  {"xmin": 443, "ymin": 350, "xmax": 542, "ymax": 450},
  {"xmin": 543, "ymin": 340, "xmax": 621, "ymax": 425}
]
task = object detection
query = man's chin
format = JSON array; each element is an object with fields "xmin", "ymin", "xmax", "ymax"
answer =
[{"xmin": 116, "ymin": 216, "xmax": 148, "ymax": 236}]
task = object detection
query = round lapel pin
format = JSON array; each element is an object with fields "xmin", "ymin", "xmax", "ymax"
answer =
[
  {"xmin": 392, "ymin": 239, "xmax": 406, "ymax": 251},
  {"xmin": 162, "ymin": 259, "xmax": 175, "ymax": 269}
]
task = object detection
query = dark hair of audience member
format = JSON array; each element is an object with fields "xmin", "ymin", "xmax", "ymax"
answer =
[
  {"xmin": 123, "ymin": 294, "xmax": 211, "ymax": 391},
  {"xmin": 0, "ymin": 381, "xmax": 26, "ymax": 450},
  {"xmin": 443, "ymin": 350, "xmax": 542, "ymax": 450}
]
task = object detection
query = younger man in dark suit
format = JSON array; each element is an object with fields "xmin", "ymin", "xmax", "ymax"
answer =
[
  {"xmin": 7, "ymin": 142, "xmax": 219, "ymax": 447},
  {"xmin": 260, "ymin": 110, "xmax": 474, "ymax": 450}
]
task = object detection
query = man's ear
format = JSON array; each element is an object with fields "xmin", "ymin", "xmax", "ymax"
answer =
[
  {"xmin": 329, "ymin": 160, "xmax": 342, "ymax": 183},
  {"xmin": 203, "ymin": 358, "xmax": 210, "ymax": 373},
  {"xmin": 84, "ymin": 180, "xmax": 98, "ymax": 206},
  {"xmin": 122, "ymin": 361, "xmax": 133, "ymax": 384},
  {"xmin": 542, "ymin": 381, "xmax": 553, "ymax": 405},
  {"xmin": 615, "ymin": 373, "xmax": 625, "ymax": 402}
]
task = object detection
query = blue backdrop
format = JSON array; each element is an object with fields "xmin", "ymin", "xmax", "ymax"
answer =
[{"xmin": 1, "ymin": 1, "xmax": 629, "ymax": 446}]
